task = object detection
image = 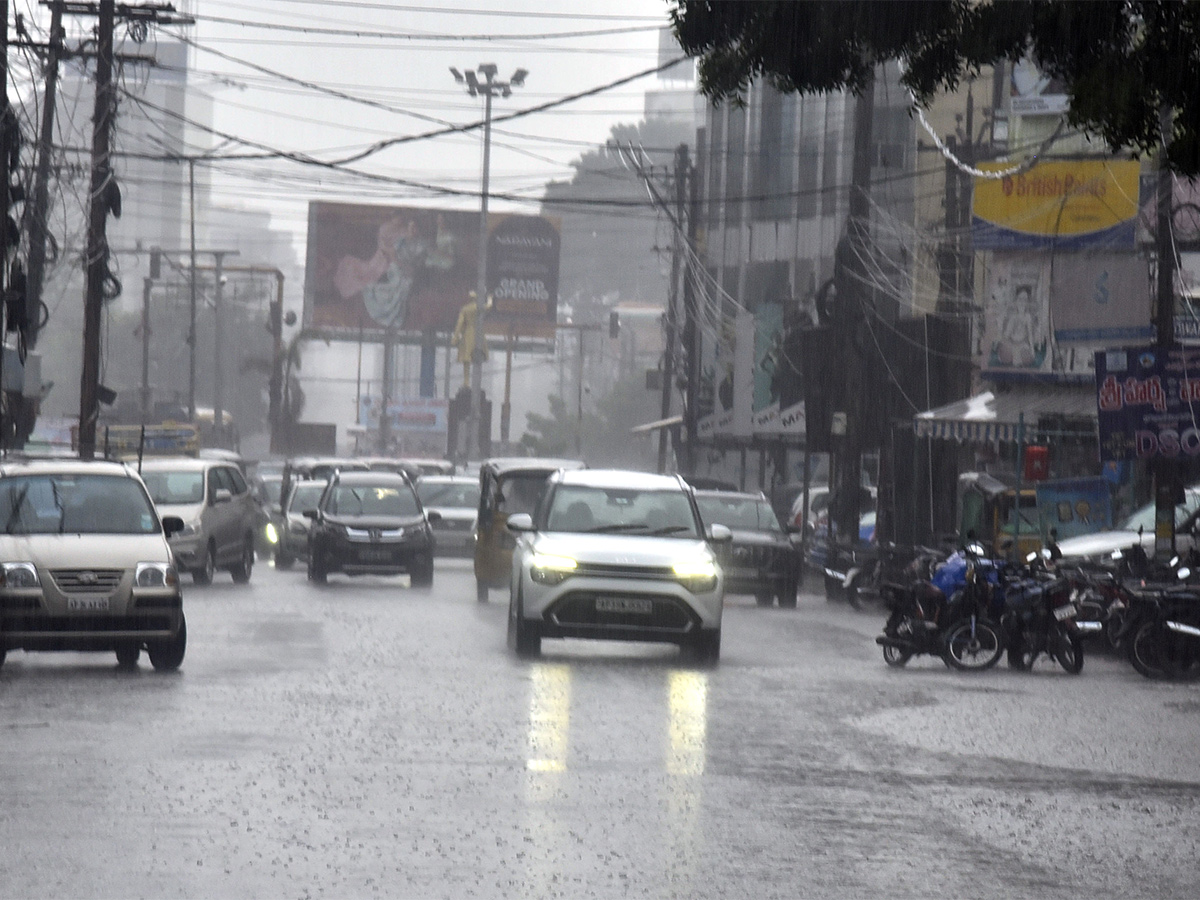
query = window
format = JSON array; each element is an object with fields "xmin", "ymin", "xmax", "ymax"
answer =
[
  {"xmin": 226, "ymin": 467, "xmax": 248, "ymax": 495},
  {"xmin": 142, "ymin": 471, "xmax": 204, "ymax": 505},
  {"xmin": 546, "ymin": 486, "xmax": 699, "ymax": 538}
]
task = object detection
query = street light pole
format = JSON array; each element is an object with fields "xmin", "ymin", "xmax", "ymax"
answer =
[{"xmin": 451, "ymin": 63, "xmax": 527, "ymax": 462}]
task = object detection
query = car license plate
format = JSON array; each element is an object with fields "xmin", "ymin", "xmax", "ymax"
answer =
[
  {"xmin": 1053, "ymin": 603, "xmax": 1077, "ymax": 621},
  {"xmin": 67, "ymin": 596, "xmax": 109, "ymax": 612},
  {"xmin": 359, "ymin": 548, "xmax": 393, "ymax": 563},
  {"xmin": 595, "ymin": 596, "xmax": 653, "ymax": 615}
]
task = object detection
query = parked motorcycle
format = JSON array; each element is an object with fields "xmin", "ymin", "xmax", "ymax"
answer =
[
  {"xmin": 1000, "ymin": 568, "xmax": 1087, "ymax": 673},
  {"xmin": 876, "ymin": 546, "xmax": 1004, "ymax": 670}
]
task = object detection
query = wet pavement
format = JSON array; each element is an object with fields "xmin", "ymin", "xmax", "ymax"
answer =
[{"xmin": 2, "ymin": 559, "xmax": 1198, "ymax": 898}]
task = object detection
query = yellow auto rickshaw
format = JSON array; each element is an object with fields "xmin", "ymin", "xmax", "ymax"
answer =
[
  {"xmin": 473, "ymin": 457, "xmax": 585, "ymax": 601},
  {"xmin": 958, "ymin": 472, "xmax": 1041, "ymax": 560}
]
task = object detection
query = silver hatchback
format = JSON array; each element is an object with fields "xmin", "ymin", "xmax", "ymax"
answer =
[
  {"xmin": 506, "ymin": 469, "xmax": 730, "ymax": 664},
  {"xmin": 0, "ymin": 458, "xmax": 186, "ymax": 670}
]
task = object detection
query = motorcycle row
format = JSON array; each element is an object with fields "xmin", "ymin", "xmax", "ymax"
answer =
[{"xmin": 850, "ymin": 541, "xmax": 1200, "ymax": 679}]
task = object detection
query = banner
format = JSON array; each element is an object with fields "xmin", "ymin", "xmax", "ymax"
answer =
[
  {"xmin": 752, "ymin": 302, "xmax": 783, "ymax": 434},
  {"xmin": 1095, "ymin": 345, "xmax": 1200, "ymax": 461},
  {"xmin": 982, "ymin": 255, "xmax": 1052, "ymax": 376},
  {"xmin": 1051, "ymin": 251, "xmax": 1153, "ymax": 344},
  {"xmin": 304, "ymin": 202, "xmax": 560, "ymax": 339},
  {"xmin": 972, "ymin": 160, "xmax": 1141, "ymax": 250}
]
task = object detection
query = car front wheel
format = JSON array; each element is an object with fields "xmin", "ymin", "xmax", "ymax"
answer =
[
  {"xmin": 192, "ymin": 541, "xmax": 215, "ymax": 585},
  {"xmin": 686, "ymin": 628, "xmax": 721, "ymax": 666},
  {"xmin": 148, "ymin": 616, "xmax": 186, "ymax": 672},
  {"xmin": 508, "ymin": 583, "xmax": 541, "ymax": 658}
]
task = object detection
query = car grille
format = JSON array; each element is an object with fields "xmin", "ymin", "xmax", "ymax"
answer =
[
  {"xmin": 573, "ymin": 562, "xmax": 676, "ymax": 580},
  {"xmin": 548, "ymin": 592, "xmax": 696, "ymax": 632},
  {"xmin": 50, "ymin": 569, "xmax": 124, "ymax": 593},
  {"xmin": 731, "ymin": 544, "xmax": 784, "ymax": 568}
]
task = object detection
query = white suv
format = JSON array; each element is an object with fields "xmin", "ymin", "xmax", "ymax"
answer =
[
  {"xmin": 506, "ymin": 469, "xmax": 730, "ymax": 664},
  {"xmin": 0, "ymin": 458, "xmax": 186, "ymax": 670}
]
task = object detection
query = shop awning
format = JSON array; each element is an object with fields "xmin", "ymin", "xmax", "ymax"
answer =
[{"xmin": 914, "ymin": 387, "xmax": 1097, "ymax": 443}]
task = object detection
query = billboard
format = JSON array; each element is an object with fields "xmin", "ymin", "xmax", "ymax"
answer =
[
  {"xmin": 1096, "ymin": 345, "xmax": 1200, "ymax": 461},
  {"xmin": 1050, "ymin": 252, "xmax": 1153, "ymax": 345},
  {"xmin": 304, "ymin": 202, "xmax": 560, "ymax": 338},
  {"xmin": 972, "ymin": 160, "xmax": 1141, "ymax": 250},
  {"xmin": 982, "ymin": 254, "xmax": 1052, "ymax": 376}
]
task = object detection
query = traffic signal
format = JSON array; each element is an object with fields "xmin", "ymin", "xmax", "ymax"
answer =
[
  {"xmin": 5, "ymin": 260, "xmax": 26, "ymax": 333},
  {"xmin": 608, "ymin": 310, "xmax": 619, "ymax": 338}
]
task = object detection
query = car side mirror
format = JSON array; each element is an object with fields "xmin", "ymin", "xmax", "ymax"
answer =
[
  {"xmin": 707, "ymin": 523, "xmax": 733, "ymax": 543},
  {"xmin": 161, "ymin": 515, "xmax": 185, "ymax": 538},
  {"xmin": 426, "ymin": 510, "xmax": 442, "ymax": 524},
  {"xmin": 302, "ymin": 509, "xmax": 319, "ymax": 521},
  {"xmin": 507, "ymin": 513, "xmax": 534, "ymax": 533},
  {"xmin": 212, "ymin": 488, "xmax": 233, "ymax": 505}
]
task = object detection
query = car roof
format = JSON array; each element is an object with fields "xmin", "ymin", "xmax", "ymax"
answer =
[
  {"xmin": 482, "ymin": 457, "xmax": 585, "ymax": 477},
  {"xmin": 330, "ymin": 470, "xmax": 411, "ymax": 486},
  {"xmin": 137, "ymin": 457, "xmax": 221, "ymax": 472},
  {"xmin": 694, "ymin": 489, "xmax": 768, "ymax": 502},
  {"xmin": 554, "ymin": 468, "xmax": 688, "ymax": 491},
  {"xmin": 0, "ymin": 457, "xmax": 137, "ymax": 478},
  {"xmin": 416, "ymin": 474, "xmax": 476, "ymax": 484}
]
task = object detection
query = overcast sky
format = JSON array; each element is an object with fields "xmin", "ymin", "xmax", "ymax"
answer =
[{"xmin": 176, "ymin": 0, "xmax": 677, "ymax": 239}]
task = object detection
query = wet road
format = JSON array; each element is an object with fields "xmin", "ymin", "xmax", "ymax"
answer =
[{"xmin": 2, "ymin": 558, "xmax": 1199, "ymax": 899}]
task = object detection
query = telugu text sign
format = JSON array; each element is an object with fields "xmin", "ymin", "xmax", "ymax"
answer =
[{"xmin": 1095, "ymin": 346, "xmax": 1200, "ymax": 461}]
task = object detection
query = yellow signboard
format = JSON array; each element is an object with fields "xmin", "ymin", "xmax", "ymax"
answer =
[{"xmin": 972, "ymin": 159, "xmax": 1141, "ymax": 249}]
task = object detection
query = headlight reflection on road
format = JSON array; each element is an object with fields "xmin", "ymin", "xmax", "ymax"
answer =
[
  {"xmin": 526, "ymin": 663, "xmax": 571, "ymax": 773},
  {"xmin": 667, "ymin": 670, "xmax": 708, "ymax": 776}
]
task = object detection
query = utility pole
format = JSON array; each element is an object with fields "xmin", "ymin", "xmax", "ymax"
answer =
[
  {"xmin": 188, "ymin": 158, "xmax": 197, "ymax": 418},
  {"xmin": 77, "ymin": 0, "xmax": 115, "ymax": 459},
  {"xmin": 1154, "ymin": 103, "xmax": 1178, "ymax": 559},
  {"xmin": 831, "ymin": 73, "xmax": 875, "ymax": 549},
  {"xmin": 450, "ymin": 63, "xmax": 527, "ymax": 462},
  {"xmin": 682, "ymin": 148, "xmax": 701, "ymax": 476},
  {"xmin": 1, "ymin": 0, "xmax": 8, "ymax": 448},
  {"xmin": 657, "ymin": 144, "xmax": 687, "ymax": 474},
  {"xmin": 24, "ymin": 0, "xmax": 63, "ymax": 351}
]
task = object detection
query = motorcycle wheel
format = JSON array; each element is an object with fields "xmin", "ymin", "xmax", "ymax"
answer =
[
  {"xmin": 1052, "ymin": 629, "xmax": 1084, "ymax": 674},
  {"xmin": 1128, "ymin": 619, "xmax": 1170, "ymax": 680},
  {"xmin": 882, "ymin": 643, "xmax": 913, "ymax": 668},
  {"xmin": 942, "ymin": 618, "xmax": 1004, "ymax": 671}
]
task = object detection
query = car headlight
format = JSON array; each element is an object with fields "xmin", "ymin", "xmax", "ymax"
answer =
[
  {"xmin": 529, "ymin": 551, "xmax": 577, "ymax": 586},
  {"xmin": 135, "ymin": 562, "xmax": 178, "ymax": 588},
  {"xmin": 673, "ymin": 555, "xmax": 718, "ymax": 593},
  {"xmin": 0, "ymin": 561, "xmax": 40, "ymax": 588},
  {"xmin": 265, "ymin": 522, "xmax": 279, "ymax": 545}
]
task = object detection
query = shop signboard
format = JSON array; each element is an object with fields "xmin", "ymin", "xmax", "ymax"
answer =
[{"xmin": 1095, "ymin": 345, "xmax": 1200, "ymax": 461}]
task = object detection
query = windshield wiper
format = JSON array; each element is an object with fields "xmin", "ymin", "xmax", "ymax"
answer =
[
  {"xmin": 4, "ymin": 484, "xmax": 29, "ymax": 534},
  {"xmin": 650, "ymin": 525, "xmax": 692, "ymax": 536},
  {"xmin": 589, "ymin": 523, "xmax": 650, "ymax": 533}
]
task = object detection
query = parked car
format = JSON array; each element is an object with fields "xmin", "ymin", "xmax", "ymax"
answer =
[
  {"xmin": 0, "ymin": 457, "xmax": 187, "ymax": 670},
  {"xmin": 415, "ymin": 474, "xmax": 480, "ymax": 556},
  {"xmin": 473, "ymin": 457, "xmax": 586, "ymax": 602},
  {"xmin": 694, "ymin": 489, "xmax": 801, "ymax": 607},
  {"xmin": 139, "ymin": 457, "xmax": 261, "ymax": 585},
  {"xmin": 305, "ymin": 470, "xmax": 437, "ymax": 586},
  {"xmin": 505, "ymin": 469, "xmax": 730, "ymax": 664},
  {"xmin": 273, "ymin": 479, "xmax": 328, "ymax": 569},
  {"xmin": 1056, "ymin": 487, "xmax": 1200, "ymax": 563}
]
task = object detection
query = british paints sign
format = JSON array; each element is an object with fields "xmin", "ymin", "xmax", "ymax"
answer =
[
  {"xmin": 973, "ymin": 160, "xmax": 1141, "ymax": 250},
  {"xmin": 1095, "ymin": 346, "xmax": 1200, "ymax": 461}
]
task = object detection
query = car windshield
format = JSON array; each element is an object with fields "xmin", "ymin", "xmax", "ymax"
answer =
[
  {"xmin": 545, "ymin": 485, "xmax": 699, "ymax": 538},
  {"xmin": 696, "ymin": 495, "xmax": 782, "ymax": 532},
  {"xmin": 287, "ymin": 483, "xmax": 326, "ymax": 514},
  {"xmin": 327, "ymin": 484, "xmax": 418, "ymax": 517},
  {"xmin": 260, "ymin": 478, "xmax": 283, "ymax": 505},
  {"xmin": 0, "ymin": 473, "xmax": 158, "ymax": 535},
  {"xmin": 417, "ymin": 480, "xmax": 480, "ymax": 510},
  {"xmin": 141, "ymin": 470, "xmax": 204, "ymax": 505},
  {"xmin": 1120, "ymin": 491, "xmax": 1200, "ymax": 531}
]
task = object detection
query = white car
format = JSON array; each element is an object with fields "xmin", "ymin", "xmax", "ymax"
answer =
[
  {"xmin": 415, "ymin": 474, "xmax": 480, "ymax": 556},
  {"xmin": 1056, "ymin": 488, "xmax": 1200, "ymax": 562},
  {"xmin": 0, "ymin": 458, "xmax": 186, "ymax": 670},
  {"xmin": 506, "ymin": 469, "xmax": 730, "ymax": 664}
]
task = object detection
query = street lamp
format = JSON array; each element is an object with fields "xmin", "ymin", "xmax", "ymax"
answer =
[{"xmin": 450, "ymin": 63, "xmax": 526, "ymax": 461}]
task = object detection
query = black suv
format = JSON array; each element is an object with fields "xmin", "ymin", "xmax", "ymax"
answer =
[
  {"xmin": 693, "ymin": 489, "xmax": 802, "ymax": 607},
  {"xmin": 305, "ymin": 471, "xmax": 437, "ymax": 587}
]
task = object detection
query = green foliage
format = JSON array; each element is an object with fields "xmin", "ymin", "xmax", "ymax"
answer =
[{"xmin": 671, "ymin": 0, "xmax": 1200, "ymax": 175}]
